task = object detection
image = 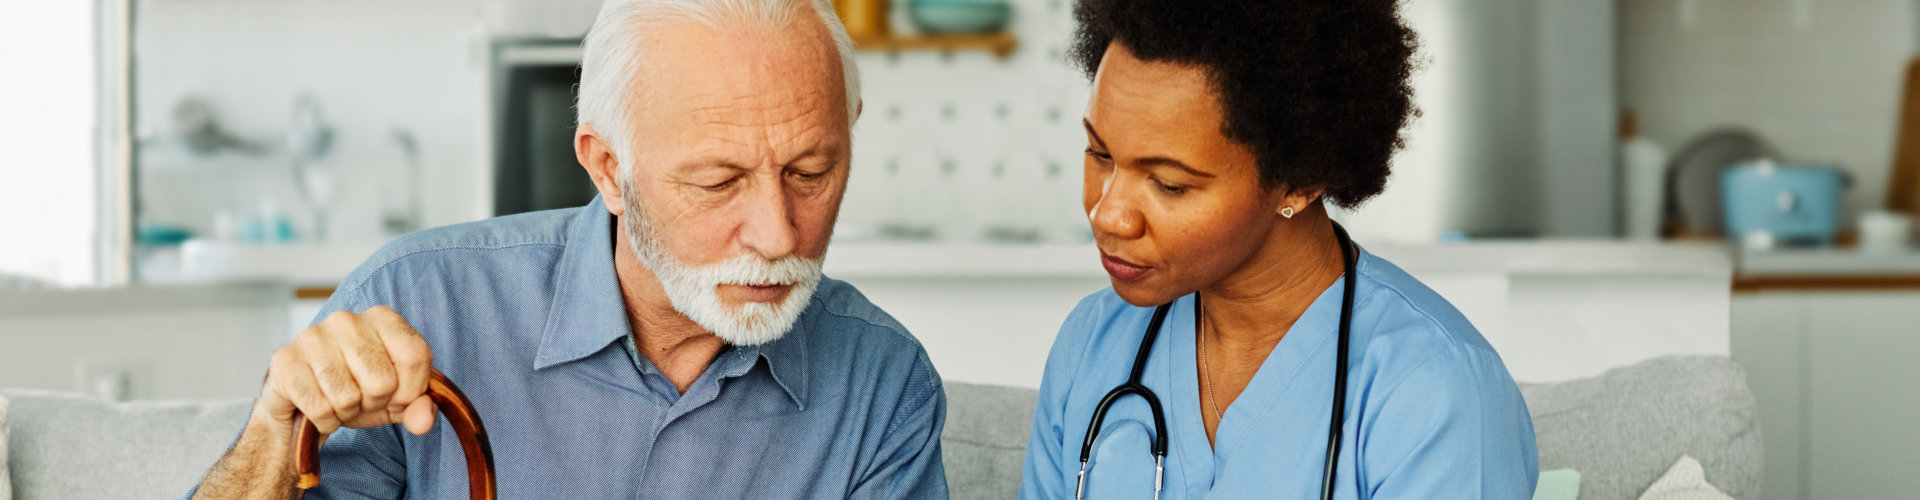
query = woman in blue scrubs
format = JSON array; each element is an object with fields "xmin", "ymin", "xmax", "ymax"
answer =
[{"xmin": 1020, "ymin": 1, "xmax": 1539, "ymax": 498}]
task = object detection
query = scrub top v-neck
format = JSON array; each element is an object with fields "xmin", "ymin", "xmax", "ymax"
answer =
[{"xmin": 1020, "ymin": 248, "xmax": 1540, "ymax": 499}]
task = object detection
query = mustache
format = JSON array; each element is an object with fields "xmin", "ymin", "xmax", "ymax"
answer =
[{"xmin": 685, "ymin": 252, "xmax": 823, "ymax": 287}]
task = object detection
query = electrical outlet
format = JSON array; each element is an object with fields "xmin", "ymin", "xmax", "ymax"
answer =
[{"xmin": 72, "ymin": 358, "xmax": 150, "ymax": 401}]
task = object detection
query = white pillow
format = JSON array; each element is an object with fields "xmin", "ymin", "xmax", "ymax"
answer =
[
  {"xmin": 1638, "ymin": 455, "xmax": 1732, "ymax": 500},
  {"xmin": 1, "ymin": 394, "xmax": 12, "ymax": 500}
]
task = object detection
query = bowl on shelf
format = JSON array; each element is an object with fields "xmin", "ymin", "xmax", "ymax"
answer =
[{"xmin": 907, "ymin": 0, "xmax": 1012, "ymax": 35}]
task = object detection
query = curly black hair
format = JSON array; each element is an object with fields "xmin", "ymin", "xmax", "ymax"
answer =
[{"xmin": 1069, "ymin": 0, "xmax": 1419, "ymax": 209}]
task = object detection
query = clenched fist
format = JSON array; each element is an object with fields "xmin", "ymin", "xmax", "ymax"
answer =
[{"xmin": 255, "ymin": 306, "xmax": 439, "ymax": 436}]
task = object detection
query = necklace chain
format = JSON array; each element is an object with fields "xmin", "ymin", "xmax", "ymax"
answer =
[
  {"xmin": 1200, "ymin": 301, "xmax": 1223, "ymax": 424},
  {"xmin": 1197, "ymin": 266, "xmax": 1349, "ymax": 435}
]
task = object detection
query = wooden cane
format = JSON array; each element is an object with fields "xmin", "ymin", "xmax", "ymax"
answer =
[{"xmin": 291, "ymin": 368, "xmax": 496, "ymax": 500}]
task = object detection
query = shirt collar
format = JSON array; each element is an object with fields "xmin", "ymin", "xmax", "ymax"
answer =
[{"xmin": 530, "ymin": 196, "xmax": 809, "ymax": 409}]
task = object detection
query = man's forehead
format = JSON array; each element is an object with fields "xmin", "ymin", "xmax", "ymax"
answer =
[
  {"xmin": 632, "ymin": 18, "xmax": 839, "ymax": 98},
  {"xmin": 624, "ymin": 17, "xmax": 846, "ymax": 135}
]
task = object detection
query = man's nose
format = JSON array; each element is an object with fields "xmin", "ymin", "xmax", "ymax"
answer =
[{"xmin": 738, "ymin": 178, "xmax": 798, "ymax": 260}]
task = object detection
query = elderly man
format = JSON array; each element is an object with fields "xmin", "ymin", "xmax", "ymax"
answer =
[{"xmin": 184, "ymin": 0, "xmax": 946, "ymax": 498}]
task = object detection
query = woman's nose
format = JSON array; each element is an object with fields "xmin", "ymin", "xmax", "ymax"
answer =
[{"xmin": 1088, "ymin": 173, "xmax": 1144, "ymax": 240}]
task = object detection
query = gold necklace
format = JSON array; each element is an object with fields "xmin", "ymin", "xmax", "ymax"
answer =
[{"xmin": 1200, "ymin": 300, "xmax": 1223, "ymax": 424}]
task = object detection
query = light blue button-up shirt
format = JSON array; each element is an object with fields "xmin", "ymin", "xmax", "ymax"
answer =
[
  {"xmin": 190, "ymin": 197, "xmax": 947, "ymax": 499},
  {"xmin": 1021, "ymin": 247, "xmax": 1537, "ymax": 499}
]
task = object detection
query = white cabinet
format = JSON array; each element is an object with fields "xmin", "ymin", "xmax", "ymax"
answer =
[
  {"xmin": 0, "ymin": 284, "xmax": 290, "ymax": 400},
  {"xmin": 1732, "ymin": 291, "xmax": 1920, "ymax": 500}
]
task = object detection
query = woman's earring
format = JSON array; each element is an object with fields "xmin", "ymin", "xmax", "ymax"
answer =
[{"xmin": 1281, "ymin": 206, "xmax": 1296, "ymax": 219}]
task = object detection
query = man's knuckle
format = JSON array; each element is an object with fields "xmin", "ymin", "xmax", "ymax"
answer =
[
  {"xmin": 322, "ymin": 310, "xmax": 355, "ymax": 328},
  {"xmin": 392, "ymin": 347, "xmax": 428, "ymax": 369},
  {"xmin": 365, "ymin": 375, "xmax": 398, "ymax": 396},
  {"xmin": 300, "ymin": 396, "xmax": 334, "ymax": 420},
  {"xmin": 329, "ymin": 387, "xmax": 361, "ymax": 407}
]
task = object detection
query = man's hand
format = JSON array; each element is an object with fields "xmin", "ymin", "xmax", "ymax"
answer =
[
  {"xmin": 191, "ymin": 306, "xmax": 436, "ymax": 499},
  {"xmin": 257, "ymin": 306, "xmax": 439, "ymax": 436}
]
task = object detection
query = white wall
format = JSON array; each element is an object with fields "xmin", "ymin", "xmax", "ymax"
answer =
[{"xmin": 0, "ymin": 0, "xmax": 101, "ymax": 286}]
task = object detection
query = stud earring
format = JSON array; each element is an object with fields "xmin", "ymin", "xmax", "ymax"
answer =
[{"xmin": 1281, "ymin": 206, "xmax": 1296, "ymax": 219}]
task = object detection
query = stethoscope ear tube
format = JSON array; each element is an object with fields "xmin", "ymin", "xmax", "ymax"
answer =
[{"xmin": 1318, "ymin": 223, "xmax": 1358, "ymax": 500}]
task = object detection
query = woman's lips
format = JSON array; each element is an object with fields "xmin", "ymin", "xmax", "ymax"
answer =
[{"xmin": 1100, "ymin": 252, "xmax": 1151, "ymax": 281}]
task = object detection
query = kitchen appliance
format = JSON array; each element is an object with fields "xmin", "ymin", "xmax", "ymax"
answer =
[
  {"xmin": 1721, "ymin": 159, "xmax": 1849, "ymax": 249},
  {"xmin": 490, "ymin": 42, "xmax": 600, "ymax": 216}
]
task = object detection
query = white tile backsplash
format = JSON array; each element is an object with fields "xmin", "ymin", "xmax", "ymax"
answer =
[{"xmin": 840, "ymin": 0, "xmax": 1094, "ymax": 243}]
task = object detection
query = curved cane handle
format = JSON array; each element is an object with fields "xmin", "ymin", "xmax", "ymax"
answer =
[{"xmin": 291, "ymin": 368, "xmax": 496, "ymax": 500}]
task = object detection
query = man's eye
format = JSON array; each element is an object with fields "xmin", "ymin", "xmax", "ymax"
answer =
[
  {"xmin": 1155, "ymin": 180, "xmax": 1188, "ymax": 195},
  {"xmin": 1084, "ymin": 148, "xmax": 1113, "ymax": 162},
  {"xmin": 702, "ymin": 178, "xmax": 738, "ymax": 191}
]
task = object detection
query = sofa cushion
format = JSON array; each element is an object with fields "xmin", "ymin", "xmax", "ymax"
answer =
[
  {"xmin": 942, "ymin": 381, "xmax": 1038, "ymax": 500},
  {"xmin": 0, "ymin": 389, "xmax": 250, "ymax": 499},
  {"xmin": 2, "ymin": 393, "xmax": 12, "ymax": 500},
  {"xmin": 1521, "ymin": 355, "xmax": 1762, "ymax": 500}
]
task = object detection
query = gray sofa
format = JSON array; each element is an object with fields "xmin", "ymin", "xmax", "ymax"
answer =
[{"xmin": 2, "ymin": 355, "xmax": 1758, "ymax": 499}]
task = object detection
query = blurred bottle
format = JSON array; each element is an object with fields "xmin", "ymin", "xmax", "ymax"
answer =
[
  {"xmin": 1620, "ymin": 109, "xmax": 1669, "ymax": 240},
  {"xmin": 242, "ymin": 198, "xmax": 297, "ymax": 245},
  {"xmin": 834, "ymin": 0, "xmax": 887, "ymax": 39}
]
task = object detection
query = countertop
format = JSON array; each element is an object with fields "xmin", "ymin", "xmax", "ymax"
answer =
[
  {"xmin": 151, "ymin": 238, "xmax": 1920, "ymax": 294},
  {"xmin": 1732, "ymin": 247, "xmax": 1920, "ymax": 291}
]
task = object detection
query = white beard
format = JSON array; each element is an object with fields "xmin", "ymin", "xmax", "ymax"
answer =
[{"xmin": 620, "ymin": 177, "xmax": 824, "ymax": 346}]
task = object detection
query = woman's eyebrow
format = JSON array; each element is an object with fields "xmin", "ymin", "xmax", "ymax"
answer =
[
  {"xmin": 1086, "ymin": 118, "xmax": 1216, "ymax": 178},
  {"xmin": 1082, "ymin": 119, "xmax": 1109, "ymax": 149},
  {"xmin": 1134, "ymin": 156, "xmax": 1216, "ymax": 178}
]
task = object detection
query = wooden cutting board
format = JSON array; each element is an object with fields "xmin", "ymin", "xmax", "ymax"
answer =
[{"xmin": 1889, "ymin": 56, "xmax": 1920, "ymax": 215}]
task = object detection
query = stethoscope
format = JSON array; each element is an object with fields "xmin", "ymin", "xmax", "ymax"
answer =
[{"xmin": 1076, "ymin": 222, "xmax": 1358, "ymax": 500}]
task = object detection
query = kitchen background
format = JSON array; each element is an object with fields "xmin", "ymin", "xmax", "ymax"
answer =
[{"xmin": 3, "ymin": 0, "xmax": 1919, "ymax": 498}]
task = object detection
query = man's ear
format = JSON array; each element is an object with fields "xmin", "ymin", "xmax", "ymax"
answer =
[{"xmin": 575, "ymin": 124, "xmax": 625, "ymax": 216}]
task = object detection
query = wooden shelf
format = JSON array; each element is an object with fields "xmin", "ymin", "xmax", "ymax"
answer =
[{"xmin": 851, "ymin": 33, "xmax": 1018, "ymax": 58}]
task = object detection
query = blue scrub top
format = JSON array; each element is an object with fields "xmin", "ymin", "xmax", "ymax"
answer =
[{"xmin": 1021, "ymin": 247, "xmax": 1538, "ymax": 499}]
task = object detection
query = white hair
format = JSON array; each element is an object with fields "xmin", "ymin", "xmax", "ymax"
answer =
[{"xmin": 576, "ymin": 0, "xmax": 860, "ymax": 169}]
